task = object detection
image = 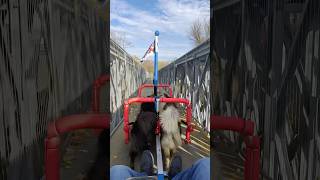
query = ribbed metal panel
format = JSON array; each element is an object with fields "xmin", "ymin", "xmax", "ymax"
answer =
[
  {"xmin": 159, "ymin": 40, "xmax": 210, "ymax": 132},
  {"xmin": 0, "ymin": 1, "xmax": 106, "ymax": 179},
  {"xmin": 110, "ymin": 39, "xmax": 147, "ymax": 135},
  {"xmin": 213, "ymin": 0, "xmax": 320, "ymax": 179}
]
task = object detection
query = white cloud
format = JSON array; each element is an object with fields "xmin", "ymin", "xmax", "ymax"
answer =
[
  {"xmin": 110, "ymin": 0, "xmax": 209, "ymax": 60},
  {"xmin": 157, "ymin": 0, "xmax": 209, "ymax": 34}
]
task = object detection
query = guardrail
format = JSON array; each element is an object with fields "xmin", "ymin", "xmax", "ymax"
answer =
[
  {"xmin": 110, "ymin": 39, "xmax": 147, "ymax": 134},
  {"xmin": 159, "ymin": 40, "xmax": 210, "ymax": 132}
]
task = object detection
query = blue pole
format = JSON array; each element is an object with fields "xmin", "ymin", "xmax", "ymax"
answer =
[
  {"xmin": 153, "ymin": 30, "xmax": 164, "ymax": 180},
  {"xmin": 153, "ymin": 30, "xmax": 159, "ymax": 97}
]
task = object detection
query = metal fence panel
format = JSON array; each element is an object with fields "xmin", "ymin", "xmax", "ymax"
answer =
[
  {"xmin": 110, "ymin": 39, "xmax": 146, "ymax": 135},
  {"xmin": 213, "ymin": 0, "xmax": 320, "ymax": 179},
  {"xmin": 0, "ymin": 1, "xmax": 107, "ymax": 179},
  {"xmin": 159, "ymin": 40, "xmax": 210, "ymax": 132}
]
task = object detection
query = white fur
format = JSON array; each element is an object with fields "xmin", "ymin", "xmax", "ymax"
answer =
[
  {"xmin": 159, "ymin": 104, "xmax": 182, "ymax": 170},
  {"xmin": 159, "ymin": 106, "xmax": 180, "ymax": 135}
]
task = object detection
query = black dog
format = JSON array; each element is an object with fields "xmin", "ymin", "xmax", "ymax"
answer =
[
  {"xmin": 129, "ymin": 101, "xmax": 157, "ymax": 169},
  {"xmin": 140, "ymin": 101, "xmax": 156, "ymax": 113},
  {"xmin": 86, "ymin": 129, "xmax": 109, "ymax": 180}
]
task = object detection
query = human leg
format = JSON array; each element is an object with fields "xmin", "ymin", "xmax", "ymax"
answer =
[
  {"xmin": 172, "ymin": 157, "xmax": 210, "ymax": 180},
  {"xmin": 110, "ymin": 165, "xmax": 147, "ymax": 180}
]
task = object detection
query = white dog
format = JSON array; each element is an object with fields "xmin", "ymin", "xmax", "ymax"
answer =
[{"xmin": 159, "ymin": 97, "xmax": 182, "ymax": 170}]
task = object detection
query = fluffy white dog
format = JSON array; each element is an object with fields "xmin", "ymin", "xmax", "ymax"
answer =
[{"xmin": 159, "ymin": 97, "xmax": 182, "ymax": 170}]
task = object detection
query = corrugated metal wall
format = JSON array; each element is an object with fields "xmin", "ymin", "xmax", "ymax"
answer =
[
  {"xmin": 159, "ymin": 40, "xmax": 210, "ymax": 132},
  {"xmin": 110, "ymin": 39, "xmax": 147, "ymax": 135},
  {"xmin": 213, "ymin": 0, "xmax": 320, "ymax": 179},
  {"xmin": 0, "ymin": 0, "xmax": 107, "ymax": 179}
]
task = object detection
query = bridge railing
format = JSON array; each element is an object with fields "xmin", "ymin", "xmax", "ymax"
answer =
[
  {"xmin": 159, "ymin": 40, "xmax": 210, "ymax": 132},
  {"xmin": 0, "ymin": 1, "xmax": 107, "ymax": 179},
  {"xmin": 213, "ymin": 0, "xmax": 320, "ymax": 179},
  {"xmin": 110, "ymin": 39, "xmax": 147, "ymax": 135}
]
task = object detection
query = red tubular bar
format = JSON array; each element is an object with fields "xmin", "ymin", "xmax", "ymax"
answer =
[
  {"xmin": 211, "ymin": 115, "xmax": 260, "ymax": 180},
  {"xmin": 185, "ymin": 105, "xmax": 192, "ymax": 143},
  {"xmin": 124, "ymin": 102, "xmax": 130, "ymax": 144},
  {"xmin": 244, "ymin": 136, "xmax": 260, "ymax": 180},
  {"xmin": 92, "ymin": 74, "xmax": 110, "ymax": 113},
  {"xmin": 137, "ymin": 84, "xmax": 173, "ymax": 97},
  {"xmin": 123, "ymin": 97, "xmax": 193, "ymax": 144},
  {"xmin": 91, "ymin": 74, "xmax": 110, "ymax": 135},
  {"xmin": 45, "ymin": 113, "xmax": 110, "ymax": 180},
  {"xmin": 211, "ymin": 115, "xmax": 254, "ymax": 136}
]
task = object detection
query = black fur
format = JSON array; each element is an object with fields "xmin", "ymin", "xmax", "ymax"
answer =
[
  {"xmin": 140, "ymin": 102, "xmax": 156, "ymax": 112},
  {"xmin": 129, "ymin": 102, "xmax": 157, "ymax": 169},
  {"xmin": 86, "ymin": 129, "xmax": 109, "ymax": 180}
]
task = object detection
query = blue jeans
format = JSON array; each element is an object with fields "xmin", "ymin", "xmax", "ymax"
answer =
[{"xmin": 110, "ymin": 157, "xmax": 210, "ymax": 180}]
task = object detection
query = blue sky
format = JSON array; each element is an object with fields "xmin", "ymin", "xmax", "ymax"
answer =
[{"xmin": 110, "ymin": 0, "xmax": 210, "ymax": 61}]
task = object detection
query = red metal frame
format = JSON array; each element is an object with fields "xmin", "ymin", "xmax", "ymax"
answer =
[
  {"xmin": 124, "ymin": 97, "xmax": 193, "ymax": 144},
  {"xmin": 137, "ymin": 84, "xmax": 173, "ymax": 97},
  {"xmin": 45, "ymin": 74, "xmax": 110, "ymax": 180},
  {"xmin": 92, "ymin": 74, "xmax": 110, "ymax": 113},
  {"xmin": 91, "ymin": 74, "xmax": 110, "ymax": 135},
  {"xmin": 211, "ymin": 115, "xmax": 260, "ymax": 180},
  {"xmin": 45, "ymin": 113, "xmax": 110, "ymax": 180}
]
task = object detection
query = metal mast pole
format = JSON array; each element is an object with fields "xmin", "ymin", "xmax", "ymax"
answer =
[
  {"xmin": 153, "ymin": 30, "xmax": 159, "ymax": 96},
  {"xmin": 153, "ymin": 30, "xmax": 164, "ymax": 180}
]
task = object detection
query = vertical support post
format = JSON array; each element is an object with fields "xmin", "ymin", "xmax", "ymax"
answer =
[
  {"xmin": 124, "ymin": 102, "xmax": 130, "ymax": 144},
  {"xmin": 45, "ymin": 137, "xmax": 61, "ymax": 180},
  {"xmin": 244, "ymin": 136, "xmax": 260, "ymax": 180},
  {"xmin": 91, "ymin": 74, "xmax": 110, "ymax": 135},
  {"xmin": 185, "ymin": 104, "xmax": 192, "ymax": 143},
  {"xmin": 138, "ymin": 87, "xmax": 142, "ymax": 97},
  {"xmin": 92, "ymin": 79, "xmax": 100, "ymax": 113},
  {"xmin": 92, "ymin": 75, "xmax": 109, "ymax": 113}
]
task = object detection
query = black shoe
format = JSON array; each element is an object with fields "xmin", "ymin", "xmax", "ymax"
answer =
[
  {"xmin": 140, "ymin": 150, "xmax": 154, "ymax": 176},
  {"xmin": 168, "ymin": 155, "xmax": 182, "ymax": 179}
]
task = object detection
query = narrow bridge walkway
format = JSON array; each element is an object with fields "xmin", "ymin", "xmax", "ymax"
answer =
[
  {"xmin": 60, "ymin": 129, "xmax": 100, "ymax": 180},
  {"xmin": 54, "ymin": 42, "xmax": 247, "ymax": 179},
  {"xmin": 109, "ymin": 80, "xmax": 244, "ymax": 179},
  {"xmin": 212, "ymin": 144, "xmax": 243, "ymax": 179},
  {"xmin": 108, "ymin": 37, "xmax": 247, "ymax": 179},
  {"xmin": 110, "ymin": 81, "xmax": 210, "ymax": 171}
]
